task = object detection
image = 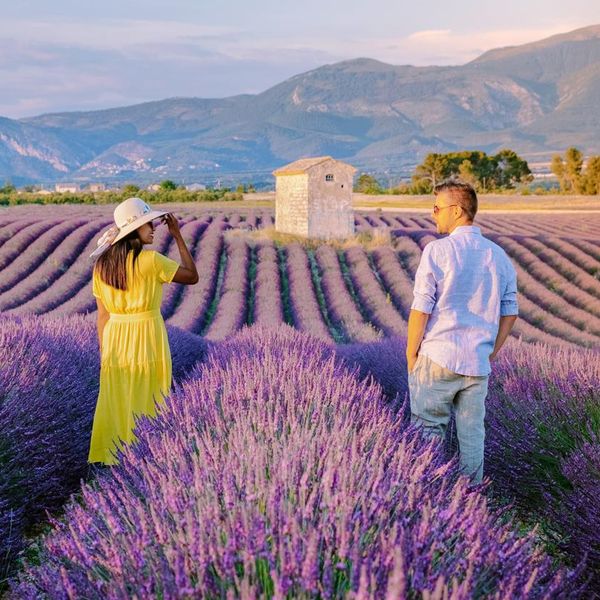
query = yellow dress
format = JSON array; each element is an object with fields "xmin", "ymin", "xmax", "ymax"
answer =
[{"xmin": 89, "ymin": 249, "xmax": 180, "ymax": 465}]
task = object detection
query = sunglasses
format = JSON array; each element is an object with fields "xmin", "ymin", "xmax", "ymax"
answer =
[{"xmin": 432, "ymin": 203, "xmax": 458, "ymax": 215}]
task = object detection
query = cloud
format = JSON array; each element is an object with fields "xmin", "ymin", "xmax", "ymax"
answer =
[{"xmin": 0, "ymin": 17, "xmax": 594, "ymax": 118}]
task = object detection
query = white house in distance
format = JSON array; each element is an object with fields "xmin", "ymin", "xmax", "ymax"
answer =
[
  {"xmin": 54, "ymin": 183, "xmax": 80, "ymax": 193},
  {"xmin": 273, "ymin": 156, "xmax": 356, "ymax": 239}
]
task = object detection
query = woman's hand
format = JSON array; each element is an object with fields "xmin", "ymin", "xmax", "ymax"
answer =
[{"xmin": 162, "ymin": 213, "xmax": 181, "ymax": 238}]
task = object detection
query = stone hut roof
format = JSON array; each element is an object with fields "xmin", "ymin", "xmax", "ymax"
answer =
[{"xmin": 273, "ymin": 156, "xmax": 355, "ymax": 176}]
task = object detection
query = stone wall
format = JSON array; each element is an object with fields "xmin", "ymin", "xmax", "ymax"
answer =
[
  {"xmin": 307, "ymin": 162, "xmax": 355, "ymax": 239},
  {"xmin": 275, "ymin": 173, "xmax": 309, "ymax": 236}
]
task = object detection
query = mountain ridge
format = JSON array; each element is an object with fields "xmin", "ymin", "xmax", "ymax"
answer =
[{"xmin": 2, "ymin": 25, "xmax": 599, "ymax": 184}]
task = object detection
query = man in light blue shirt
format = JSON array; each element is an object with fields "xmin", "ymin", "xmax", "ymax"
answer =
[{"xmin": 406, "ymin": 180, "xmax": 518, "ymax": 483}]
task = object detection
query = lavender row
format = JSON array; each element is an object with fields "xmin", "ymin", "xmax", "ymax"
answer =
[
  {"xmin": 0, "ymin": 220, "xmax": 65, "ymax": 272},
  {"xmin": 500, "ymin": 245, "xmax": 600, "ymax": 339},
  {"xmin": 251, "ymin": 239, "xmax": 284, "ymax": 328},
  {"xmin": 344, "ymin": 246, "xmax": 407, "ymax": 338},
  {"xmin": 205, "ymin": 235, "xmax": 249, "ymax": 341},
  {"xmin": 0, "ymin": 219, "xmax": 87, "ymax": 294},
  {"xmin": 371, "ymin": 245, "xmax": 414, "ymax": 320},
  {"xmin": 12, "ymin": 326, "xmax": 575, "ymax": 598},
  {"xmin": 314, "ymin": 244, "xmax": 380, "ymax": 343},
  {"xmin": 517, "ymin": 235, "xmax": 600, "ymax": 301},
  {"xmin": 541, "ymin": 236, "xmax": 600, "ymax": 277},
  {"xmin": 340, "ymin": 335, "xmax": 599, "ymax": 590},
  {"xmin": 0, "ymin": 220, "xmax": 105, "ymax": 311},
  {"xmin": 485, "ymin": 341, "xmax": 600, "ymax": 588},
  {"xmin": 40, "ymin": 220, "xmax": 117, "ymax": 317},
  {"xmin": 568, "ymin": 237, "xmax": 600, "ymax": 262},
  {"xmin": 0, "ymin": 219, "xmax": 39, "ymax": 246},
  {"xmin": 392, "ymin": 234, "xmax": 423, "ymax": 279},
  {"xmin": 498, "ymin": 235, "xmax": 600, "ymax": 321},
  {"xmin": 285, "ymin": 243, "xmax": 332, "ymax": 341},
  {"xmin": 166, "ymin": 219, "xmax": 227, "ymax": 332},
  {"xmin": 159, "ymin": 218, "xmax": 210, "ymax": 319}
]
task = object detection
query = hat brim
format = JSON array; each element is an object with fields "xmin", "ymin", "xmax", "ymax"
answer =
[{"xmin": 111, "ymin": 210, "xmax": 168, "ymax": 245}]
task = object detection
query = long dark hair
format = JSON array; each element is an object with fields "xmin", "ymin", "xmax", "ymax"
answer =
[{"xmin": 94, "ymin": 230, "xmax": 143, "ymax": 291}]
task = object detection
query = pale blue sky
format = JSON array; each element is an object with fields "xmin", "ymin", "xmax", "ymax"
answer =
[{"xmin": 2, "ymin": 0, "xmax": 598, "ymax": 118}]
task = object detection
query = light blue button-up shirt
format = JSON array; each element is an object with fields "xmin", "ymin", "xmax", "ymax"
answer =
[{"xmin": 411, "ymin": 225, "xmax": 518, "ymax": 376}]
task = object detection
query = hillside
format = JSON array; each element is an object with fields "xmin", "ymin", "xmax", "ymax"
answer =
[{"xmin": 1, "ymin": 25, "xmax": 599, "ymax": 184}]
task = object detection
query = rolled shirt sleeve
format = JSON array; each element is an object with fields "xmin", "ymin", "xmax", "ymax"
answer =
[
  {"xmin": 411, "ymin": 243, "xmax": 437, "ymax": 314},
  {"xmin": 153, "ymin": 251, "xmax": 180, "ymax": 284},
  {"xmin": 500, "ymin": 260, "xmax": 519, "ymax": 316}
]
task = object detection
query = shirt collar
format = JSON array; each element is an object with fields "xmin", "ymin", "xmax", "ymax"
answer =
[{"xmin": 449, "ymin": 225, "xmax": 481, "ymax": 237}]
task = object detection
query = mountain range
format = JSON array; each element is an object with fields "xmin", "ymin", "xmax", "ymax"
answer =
[{"xmin": 2, "ymin": 25, "xmax": 600, "ymax": 185}]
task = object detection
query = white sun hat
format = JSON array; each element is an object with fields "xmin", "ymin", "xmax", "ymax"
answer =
[{"xmin": 90, "ymin": 197, "xmax": 168, "ymax": 259}]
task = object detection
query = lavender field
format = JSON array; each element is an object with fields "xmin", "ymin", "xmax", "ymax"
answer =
[
  {"xmin": 1, "ymin": 204, "xmax": 600, "ymax": 598},
  {"xmin": 1, "ymin": 205, "xmax": 599, "ymax": 348}
]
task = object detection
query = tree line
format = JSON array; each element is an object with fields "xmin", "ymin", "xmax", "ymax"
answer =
[
  {"xmin": 0, "ymin": 181, "xmax": 243, "ymax": 206},
  {"xmin": 551, "ymin": 147, "xmax": 600, "ymax": 195},
  {"xmin": 355, "ymin": 147, "xmax": 600, "ymax": 195}
]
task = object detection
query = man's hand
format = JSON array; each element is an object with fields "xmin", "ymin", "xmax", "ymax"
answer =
[{"xmin": 406, "ymin": 309, "xmax": 430, "ymax": 373}]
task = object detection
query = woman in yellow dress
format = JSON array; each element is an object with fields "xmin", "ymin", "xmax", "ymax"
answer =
[{"xmin": 88, "ymin": 197, "xmax": 199, "ymax": 466}]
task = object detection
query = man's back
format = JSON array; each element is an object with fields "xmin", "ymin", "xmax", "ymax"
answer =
[{"xmin": 412, "ymin": 225, "xmax": 518, "ymax": 376}]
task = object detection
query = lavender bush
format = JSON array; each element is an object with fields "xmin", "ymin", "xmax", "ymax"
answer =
[
  {"xmin": 370, "ymin": 246, "xmax": 414, "ymax": 320},
  {"xmin": 339, "ymin": 335, "xmax": 600, "ymax": 590},
  {"xmin": 252, "ymin": 239, "xmax": 284, "ymax": 328},
  {"xmin": 159, "ymin": 218, "xmax": 208, "ymax": 319},
  {"xmin": 205, "ymin": 235, "xmax": 249, "ymax": 340},
  {"xmin": 285, "ymin": 243, "xmax": 332, "ymax": 341},
  {"xmin": 12, "ymin": 326, "xmax": 577, "ymax": 599},
  {"xmin": 167, "ymin": 219, "xmax": 226, "ymax": 332},
  {"xmin": 0, "ymin": 221, "xmax": 62, "ymax": 271},
  {"xmin": 344, "ymin": 246, "xmax": 407, "ymax": 338},
  {"xmin": 0, "ymin": 315, "xmax": 208, "ymax": 587},
  {"xmin": 315, "ymin": 245, "xmax": 380, "ymax": 343},
  {"xmin": 0, "ymin": 221, "xmax": 105, "ymax": 311},
  {"xmin": 485, "ymin": 342, "xmax": 600, "ymax": 586},
  {"xmin": 0, "ymin": 220, "xmax": 87, "ymax": 293}
]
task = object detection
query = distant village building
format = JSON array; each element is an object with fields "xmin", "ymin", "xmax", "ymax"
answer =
[
  {"xmin": 88, "ymin": 183, "xmax": 106, "ymax": 192},
  {"xmin": 54, "ymin": 183, "xmax": 80, "ymax": 193},
  {"xmin": 273, "ymin": 156, "xmax": 356, "ymax": 239},
  {"xmin": 185, "ymin": 183, "xmax": 207, "ymax": 192},
  {"xmin": 147, "ymin": 183, "xmax": 161, "ymax": 192}
]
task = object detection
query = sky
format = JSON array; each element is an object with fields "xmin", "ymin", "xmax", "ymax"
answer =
[{"xmin": 1, "ymin": 0, "xmax": 598, "ymax": 118}]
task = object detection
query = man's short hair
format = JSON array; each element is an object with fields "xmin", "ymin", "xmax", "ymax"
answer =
[{"xmin": 434, "ymin": 180, "xmax": 478, "ymax": 221}]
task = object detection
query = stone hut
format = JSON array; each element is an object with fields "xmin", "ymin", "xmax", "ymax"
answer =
[{"xmin": 273, "ymin": 156, "xmax": 356, "ymax": 239}]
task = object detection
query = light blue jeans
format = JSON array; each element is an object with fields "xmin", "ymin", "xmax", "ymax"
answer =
[{"xmin": 408, "ymin": 353, "xmax": 489, "ymax": 483}]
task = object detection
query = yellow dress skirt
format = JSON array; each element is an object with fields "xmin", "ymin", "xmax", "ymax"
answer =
[{"xmin": 89, "ymin": 249, "xmax": 180, "ymax": 465}]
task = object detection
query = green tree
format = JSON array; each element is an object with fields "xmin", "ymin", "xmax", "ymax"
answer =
[
  {"xmin": 564, "ymin": 147, "xmax": 584, "ymax": 193},
  {"xmin": 494, "ymin": 149, "xmax": 532, "ymax": 188},
  {"xmin": 582, "ymin": 156, "xmax": 600, "ymax": 195},
  {"xmin": 0, "ymin": 182, "xmax": 16, "ymax": 194},
  {"xmin": 458, "ymin": 159, "xmax": 478, "ymax": 188},
  {"xmin": 413, "ymin": 149, "xmax": 530, "ymax": 191},
  {"xmin": 159, "ymin": 180, "xmax": 177, "ymax": 191},
  {"xmin": 414, "ymin": 153, "xmax": 448, "ymax": 187},
  {"xmin": 354, "ymin": 173, "xmax": 382, "ymax": 194},
  {"xmin": 121, "ymin": 184, "xmax": 140, "ymax": 196},
  {"xmin": 550, "ymin": 154, "xmax": 567, "ymax": 191},
  {"xmin": 551, "ymin": 148, "xmax": 584, "ymax": 193}
]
